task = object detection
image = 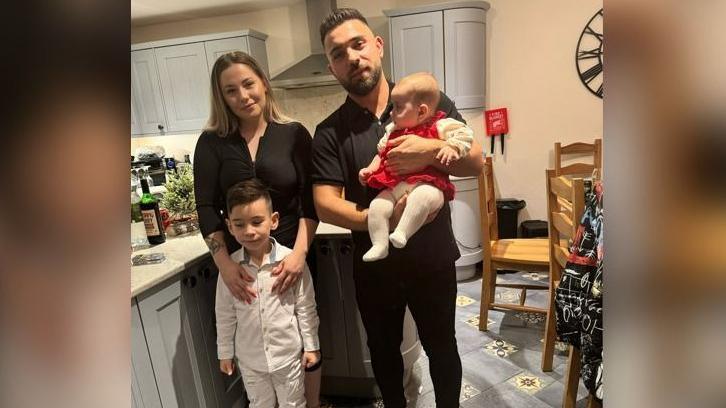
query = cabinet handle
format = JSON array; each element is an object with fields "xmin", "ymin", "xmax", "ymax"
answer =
[
  {"xmin": 183, "ymin": 276, "xmax": 197, "ymax": 288},
  {"xmin": 158, "ymin": 124, "xmax": 164, "ymax": 131},
  {"xmin": 199, "ymin": 268, "xmax": 211, "ymax": 280}
]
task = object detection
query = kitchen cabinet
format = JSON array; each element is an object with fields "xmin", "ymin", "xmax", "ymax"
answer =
[
  {"xmin": 314, "ymin": 236, "xmax": 421, "ymax": 397},
  {"xmin": 154, "ymin": 43, "xmax": 211, "ymax": 133},
  {"xmin": 131, "ymin": 30, "xmax": 268, "ymax": 136},
  {"xmin": 385, "ymin": 1, "xmax": 490, "ymax": 109},
  {"xmin": 133, "ymin": 256, "xmax": 246, "ymax": 408},
  {"xmin": 389, "ymin": 12, "xmax": 445, "ymax": 92},
  {"xmin": 131, "ymin": 300, "xmax": 162, "ymax": 408},
  {"xmin": 204, "ymin": 36, "xmax": 269, "ymax": 77},
  {"xmin": 131, "ymin": 49, "xmax": 167, "ymax": 135}
]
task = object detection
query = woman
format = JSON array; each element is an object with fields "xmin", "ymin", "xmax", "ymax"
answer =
[{"xmin": 193, "ymin": 52, "xmax": 322, "ymax": 407}]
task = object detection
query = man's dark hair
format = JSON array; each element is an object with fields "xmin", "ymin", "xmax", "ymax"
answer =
[
  {"xmin": 226, "ymin": 178, "xmax": 273, "ymax": 215},
  {"xmin": 319, "ymin": 8, "xmax": 368, "ymax": 45}
]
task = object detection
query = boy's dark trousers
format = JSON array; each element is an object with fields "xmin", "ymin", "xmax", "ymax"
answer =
[{"xmin": 352, "ymin": 252, "xmax": 462, "ymax": 408}]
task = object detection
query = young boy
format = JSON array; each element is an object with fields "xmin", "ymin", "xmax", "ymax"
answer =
[
  {"xmin": 216, "ymin": 178, "xmax": 320, "ymax": 408},
  {"xmin": 358, "ymin": 72, "xmax": 474, "ymax": 262}
]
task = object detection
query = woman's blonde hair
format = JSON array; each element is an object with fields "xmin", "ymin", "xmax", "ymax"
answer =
[{"xmin": 206, "ymin": 52, "xmax": 291, "ymax": 136}]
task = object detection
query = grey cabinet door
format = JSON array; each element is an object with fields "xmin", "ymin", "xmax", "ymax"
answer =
[
  {"xmin": 138, "ymin": 276, "xmax": 210, "ymax": 408},
  {"xmin": 444, "ymin": 8, "xmax": 486, "ymax": 109},
  {"xmin": 204, "ymin": 37, "xmax": 250, "ymax": 74},
  {"xmin": 192, "ymin": 258, "xmax": 247, "ymax": 408},
  {"xmin": 131, "ymin": 300, "xmax": 162, "ymax": 408},
  {"xmin": 315, "ymin": 238, "xmax": 351, "ymax": 377},
  {"xmin": 131, "ymin": 49, "xmax": 167, "ymax": 135},
  {"xmin": 155, "ymin": 43, "xmax": 211, "ymax": 132},
  {"xmin": 390, "ymin": 11, "xmax": 445, "ymax": 89},
  {"xmin": 131, "ymin": 99, "xmax": 141, "ymax": 136}
]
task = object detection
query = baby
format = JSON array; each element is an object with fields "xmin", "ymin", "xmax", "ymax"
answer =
[{"xmin": 358, "ymin": 72, "xmax": 473, "ymax": 262}]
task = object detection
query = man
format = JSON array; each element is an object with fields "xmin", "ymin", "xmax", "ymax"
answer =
[{"xmin": 311, "ymin": 8, "xmax": 484, "ymax": 408}]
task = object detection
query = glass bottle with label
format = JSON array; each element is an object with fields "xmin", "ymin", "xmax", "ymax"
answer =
[
  {"xmin": 131, "ymin": 185, "xmax": 149, "ymax": 249},
  {"xmin": 140, "ymin": 178, "xmax": 166, "ymax": 245}
]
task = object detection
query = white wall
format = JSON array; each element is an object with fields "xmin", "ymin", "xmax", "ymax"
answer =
[{"xmin": 131, "ymin": 0, "xmax": 603, "ymax": 222}]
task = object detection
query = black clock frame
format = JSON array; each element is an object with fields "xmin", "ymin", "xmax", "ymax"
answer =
[{"xmin": 576, "ymin": 9, "xmax": 604, "ymax": 98}]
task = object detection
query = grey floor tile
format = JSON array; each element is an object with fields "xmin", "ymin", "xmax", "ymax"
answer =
[
  {"xmin": 460, "ymin": 348, "xmax": 523, "ymax": 393},
  {"xmin": 506, "ymin": 347, "xmax": 568, "ymax": 381},
  {"xmin": 455, "ymin": 320, "xmax": 495, "ymax": 355},
  {"xmin": 460, "ymin": 382, "xmax": 552, "ymax": 408}
]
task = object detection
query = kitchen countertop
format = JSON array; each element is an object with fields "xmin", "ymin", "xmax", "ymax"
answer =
[{"xmin": 131, "ymin": 222, "xmax": 351, "ymax": 298}]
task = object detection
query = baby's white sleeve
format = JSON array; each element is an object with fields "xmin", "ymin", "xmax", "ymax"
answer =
[
  {"xmin": 377, "ymin": 122, "xmax": 396, "ymax": 153},
  {"xmin": 436, "ymin": 118, "xmax": 474, "ymax": 156}
]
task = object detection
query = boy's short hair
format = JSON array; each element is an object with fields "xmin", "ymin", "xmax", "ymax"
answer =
[
  {"xmin": 226, "ymin": 179, "xmax": 273, "ymax": 215},
  {"xmin": 400, "ymin": 72, "xmax": 441, "ymax": 110},
  {"xmin": 319, "ymin": 8, "xmax": 368, "ymax": 45}
]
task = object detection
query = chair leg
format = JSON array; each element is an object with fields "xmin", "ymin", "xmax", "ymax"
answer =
[
  {"xmin": 479, "ymin": 261, "xmax": 494, "ymax": 331},
  {"xmin": 586, "ymin": 394, "xmax": 601, "ymax": 408},
  {"xmin": 562, "ymin": 346, "xmax": 582, "ymax": 408},
  {"xmin": 542, "ymin": 289, "xmax": 557, "ymax": 371}
]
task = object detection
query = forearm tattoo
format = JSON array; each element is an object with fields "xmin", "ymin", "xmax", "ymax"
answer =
[{"xmin": 205, "ymin": 236, "xmax": 223, "ymax": 255}]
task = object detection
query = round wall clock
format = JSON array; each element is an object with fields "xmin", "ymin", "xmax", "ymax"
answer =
[{"xmin": 576, "ymin": 9, "xmax": 603, "ymax": 98}]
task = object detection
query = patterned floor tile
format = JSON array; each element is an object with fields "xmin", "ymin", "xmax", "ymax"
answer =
[
  {"xmin": 495, "ymin": 288, "xmax": 521, "ymax": 303},
  {"xmin": 463, "ymin": 314, "xmax": 496, "ymax": 329},
  {"xmin": 456, "ymin": 295, "xmax": 476, "ymax": 307},
  {"xmin": 483, "ymin": 339, "xmax": 520, "ymax": 358},
  {"xmin": 508, "ymin": 371, "xmax": 554, "ymax": 395},
  {"xmin": 514, "ymin": 311, "xmax": 546, "ymax": 325},
  {"xmin": 459, "ymin": 379, "xmax": 481, "ymax": 403},
  {"xmin": 523, "ymin": 272, "xmax": 546, "ymax": 281}
]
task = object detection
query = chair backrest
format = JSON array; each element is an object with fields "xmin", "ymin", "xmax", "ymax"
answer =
[
  {"xmin": 554, "ymin": 138, "xmax": 602, "ymax": 176},
  {"xmin": 546, "ymin": 169, "xmax": 586, "ymax": 281},
  {"xmin": 477, "ymin": 156, "xmax": 499, "ymax": 243}
]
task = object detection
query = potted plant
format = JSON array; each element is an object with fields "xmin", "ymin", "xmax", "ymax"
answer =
[{"xmin": 160, "ymin": 163, "xmax": 198, "ymax": 235}]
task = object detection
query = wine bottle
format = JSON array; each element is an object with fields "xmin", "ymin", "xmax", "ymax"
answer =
[
  {"xmin": 140, "ymin": 178, "xmax": 166, "ymax": 245},
  {"xmin": 131, "ymin": 186, "xmax": 149, "ymax": 249}
]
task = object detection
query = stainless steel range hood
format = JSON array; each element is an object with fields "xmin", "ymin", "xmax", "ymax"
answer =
[{"xmin": 270, "ymin": 0, "xmax": 339, "ymax": 89}]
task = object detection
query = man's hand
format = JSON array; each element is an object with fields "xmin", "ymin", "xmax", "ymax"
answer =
[
  {"xmin": 389, "ymin": 191, "xmax": 441, "ymax": 231},
  {"xmin": 302, "ymin": 350, "xmax": 321, "ymax": 369},
  {"xmin": 219, "ymin": 359, "xmax": 235, "ymax": 376},
  {"xmin": 385, "ymin": 135, "xmax": 441, "ymax": 176},
  {"xmin": 270, "ymin": 249, "xmax": 305, "ymax": 294},
  {"xmin": 436, "ymin": 145, "xmax": 460, "ymax": 166},
  {"xmin": 219, "ymin": 260, "xmax": 257, "ymax": 303},
  {"xmin": 358, "ymin": 167, "xmax": 373, "ymax": 186}
]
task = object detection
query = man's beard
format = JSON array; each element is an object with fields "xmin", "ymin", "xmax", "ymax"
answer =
[{"xmin": 341, "ymin": 64, "xmax": 382, "ymax": 96}]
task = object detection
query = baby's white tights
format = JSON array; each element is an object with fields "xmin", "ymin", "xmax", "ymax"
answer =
[{"xmin": 363, "ymin": 182, "xmax": 444, "ymax": 262}]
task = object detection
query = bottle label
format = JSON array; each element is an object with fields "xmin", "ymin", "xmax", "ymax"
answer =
[{"xmin": 142, "ymin": 209, "xmax": 161, "ymax": 236}]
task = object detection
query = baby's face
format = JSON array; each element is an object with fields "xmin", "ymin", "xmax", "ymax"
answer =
[{"xmin": 390, "ymin": 89, "xmax": 424, "ymax": 129}]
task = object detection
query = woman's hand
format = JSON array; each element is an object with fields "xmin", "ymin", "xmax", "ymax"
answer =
[
  {"xmin": 219, "ymin": 259, "xmax": 257, "ymax": 303},
  {"xmin": 385, "ymin": 135, "xmax": 441, "ymax": 176},
  {"xmin": 271, "ymin": 249, "xmax": 306, "ymax": 294},
  {"xmin": 219, "ymin": 359, "xmax": 235, "ymax": 376}
]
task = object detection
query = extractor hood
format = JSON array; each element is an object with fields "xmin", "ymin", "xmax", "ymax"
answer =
[{"xmin": 270, "ymin": 0, "xmax": 339, "ymax": 89}]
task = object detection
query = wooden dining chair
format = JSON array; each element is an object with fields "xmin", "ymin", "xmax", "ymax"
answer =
[
  {"xmin": 477, "ymin": 157, "xmax": 550, "ymax": 331},
  {"xmin": 541, "ymin": 171, "xmax": 585, "ymax": 372},
  {"xmin": 541, "ymin": 171, "xmax": 602, "ymax": 407},
  {"xmin": 555, "ymin": 139, "xmax": 602, "ymax": 176}
]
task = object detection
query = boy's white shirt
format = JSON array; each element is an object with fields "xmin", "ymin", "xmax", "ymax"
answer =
[
  {"xmin": 215, "ymin": 238, "xmax": 320, "ymax": 372},
  {"xmin": 377, "ymin": 117, "xmax": 474, "ymax": 156}
]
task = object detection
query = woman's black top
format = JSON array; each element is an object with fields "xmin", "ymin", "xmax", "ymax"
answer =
[{"xmin": 193, "ymin": 121, "xmax": 317, "ymax": 252}]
